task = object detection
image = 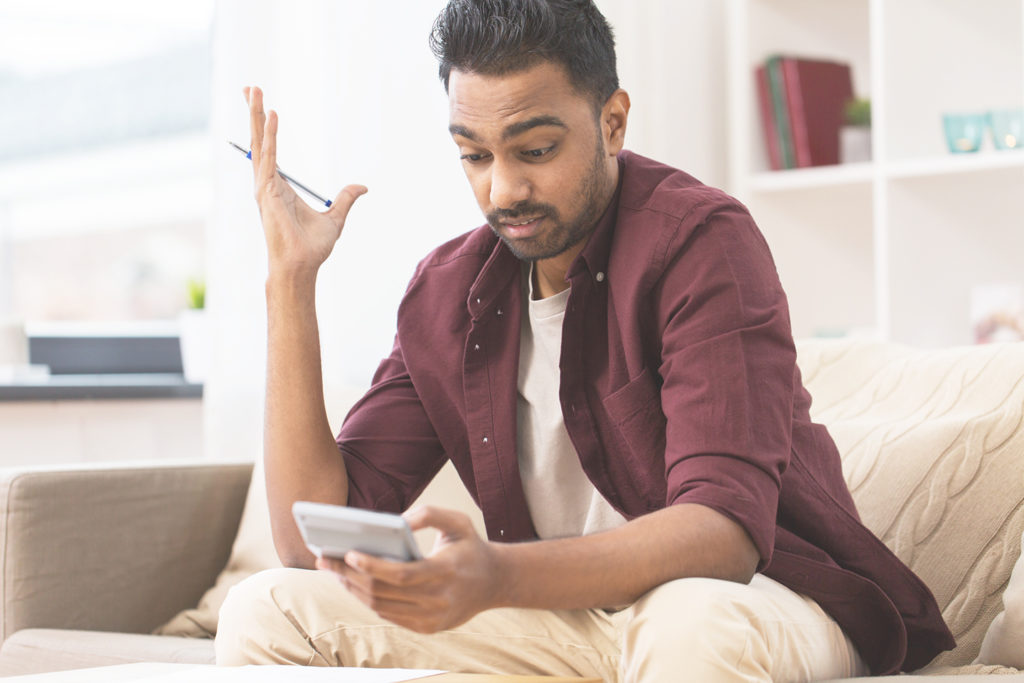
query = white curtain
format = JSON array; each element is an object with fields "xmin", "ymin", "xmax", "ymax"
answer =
[
  {"xmin": 204, "ymin": 0, "xmax": 726, "ymax": 463},
  {"xmin": 602, "ymin": 1, "xmax": 727, "ymax": 185}
]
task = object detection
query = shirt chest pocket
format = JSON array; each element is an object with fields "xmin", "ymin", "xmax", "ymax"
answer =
[{"xmin": 601, "ymin": 366, "xmax": 667, "ymax": 501}]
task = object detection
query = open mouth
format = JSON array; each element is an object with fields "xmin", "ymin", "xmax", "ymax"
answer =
[{"xmin": 501, "ymin": 216, "xmax": 542, "ymax": 238}]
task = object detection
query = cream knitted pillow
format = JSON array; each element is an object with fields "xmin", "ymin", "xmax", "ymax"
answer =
[
  {"xmin": 977, "ymin": 529, "xmax": 1024, "ymax": 667},
  {"xmin": 797, "ymin": 339, "xmax": 1024, "ymax": 668}
]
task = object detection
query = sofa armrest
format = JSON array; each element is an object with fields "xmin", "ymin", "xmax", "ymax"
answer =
[{"xmin": 0, "ymin": 461, "xmax": 253, "ymax": 642}]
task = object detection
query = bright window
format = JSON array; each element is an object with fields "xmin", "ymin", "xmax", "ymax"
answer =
[{"xmin": 0, "ymin": 0, "xmax": 214, "ymax": 324}]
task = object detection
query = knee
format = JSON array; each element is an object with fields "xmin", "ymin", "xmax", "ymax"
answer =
[
  {"xmin": 215, "ymin": 567, "xmax": 313, "ymax": 665},
  {"xmin": 622, "ymin": 577, "xmax": 767, "ymax": 682},
  {"xmin": 629, "ymin": 576, "xmax": 761, "ymax": 637}
]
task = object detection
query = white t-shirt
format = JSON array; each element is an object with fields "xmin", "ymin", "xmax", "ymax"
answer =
[{"xmin": 516, "ymin": 264, "xmax": 628, "ymax": 540}]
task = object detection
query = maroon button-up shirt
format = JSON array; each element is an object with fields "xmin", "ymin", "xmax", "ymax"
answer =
[{"xmin": 336, "ymin": 150, "xmax": 954, "ymax": 674}]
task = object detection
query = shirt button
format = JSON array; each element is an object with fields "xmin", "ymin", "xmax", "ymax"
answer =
[
  {"xmin": 482, "ymin": 436, "xmax": 489, "ymax": 444},
  {"xmin": 473, "ymin": 344, "xmax": 480, "ymax": 351},
  {"xmin": 496, "ymin": 308, "xmax": 503, "ymax": 316},
  {"xmin": 595, "ymin": 271, "xmax": 605, "ymax": 282},
  {"xmin": 476, "ymin": 297, "xmax": 481, "ymax": 304}
]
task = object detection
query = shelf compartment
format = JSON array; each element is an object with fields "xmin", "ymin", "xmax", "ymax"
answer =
[
  {"xmin": 882, "ymin": 0, "xmax": 1024, "ymax": 161},
  {"xmin": 886, "ymin": 167, "xmax": 1024, "ymax": 347},
  {"xmin": 747, "ymin": 184, "xmax": 876, "ymax": 339},
  {"xmin": 737, "ymin": 0, "xmax": 872, "ymax": 178}
]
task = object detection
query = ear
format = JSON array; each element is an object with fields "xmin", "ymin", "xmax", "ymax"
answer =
[{"xmin": 601, "ymin": 89, "xmax": 630, "ymax": 156}]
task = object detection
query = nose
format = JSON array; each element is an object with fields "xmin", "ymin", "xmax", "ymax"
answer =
[{"xmin": 488, "ymin": 158, "xmax": 530, "ymax": 210}]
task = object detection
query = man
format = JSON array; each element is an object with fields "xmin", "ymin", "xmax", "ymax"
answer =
[{"xmin": 216, "ymin": 1, "xmax": 954, "ymax": 680}]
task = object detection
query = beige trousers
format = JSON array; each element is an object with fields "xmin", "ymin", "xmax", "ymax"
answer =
[{"xmin": 215, "ymin": 568, "xmax": 868, "ymax": 682}]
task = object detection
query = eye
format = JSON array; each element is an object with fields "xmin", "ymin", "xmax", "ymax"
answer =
[
  {"xmin": 522, "ymin": 146, "xmax": 554, "ymax": 159},
  {"xmin": 460, "ymin": 152, "xmax": 491, "ymax": 163}
]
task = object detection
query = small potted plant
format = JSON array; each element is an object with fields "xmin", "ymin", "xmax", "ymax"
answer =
[
  {"xmin": 841, "ymin": 97, "xmax": 872, "ymax": 164},
  {"xmin": 178, "ymin": 278, "xmax": 209, "ymax": 384}
]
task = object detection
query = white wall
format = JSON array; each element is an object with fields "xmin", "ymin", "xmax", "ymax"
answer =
[
  {"xmin": 602, "ymin": 1, "xmax": 727, "ymax": 187},
  {"xmin": 0, "ymin": 399, "xmax": 203, "ymax": 466},
  {"xmin": 204, "ymin": 0, "xmax": 727, "ymax": 462}
]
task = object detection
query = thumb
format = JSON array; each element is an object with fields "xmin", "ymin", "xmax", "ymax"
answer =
[
  {"xmin": 326, "ymin": 184, "xmax": 368, "ymax": 223},
  {"xmin": 404, "ymin": 505, "xmax": 475, "ymax": 541}
]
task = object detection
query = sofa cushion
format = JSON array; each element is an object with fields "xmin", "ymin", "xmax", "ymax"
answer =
[
  {"xmin": 0, "ymin": 629, "xmax": 214, "ymax": 677},
  {"xmin": 978, "ymin": 529, "xmax": 1024, "ymax": 667},
  {"xmin": 153, "ymin": 456, "xmax": 282, "ymax": 638},
  {"xmin": 797, "ymin": 339, "xmax": 1024, "ymax": 668}
]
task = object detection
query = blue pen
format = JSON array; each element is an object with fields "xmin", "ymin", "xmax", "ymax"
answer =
[{"xmin": 228, "ymin": 140, "xmax": 333, "ymax": 208}]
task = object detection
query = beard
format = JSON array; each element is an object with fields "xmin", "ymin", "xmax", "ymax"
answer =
[{"xmin": 485, "ymin": 134, "xmax": 611, "ymax": 263}]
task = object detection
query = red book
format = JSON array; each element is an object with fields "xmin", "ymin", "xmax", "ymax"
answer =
[
  {"xmin": 781, "ymin": 57, "xmax": 853, "ymax": 167},
  {"xmin": 755, "ymin": 65, "xmax": 783, "ymax": 171}
]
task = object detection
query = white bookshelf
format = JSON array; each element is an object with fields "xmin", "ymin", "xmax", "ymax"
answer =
[{"xmin": 727, "ymin": 0, "xmax": 1024, "ymax": 347}]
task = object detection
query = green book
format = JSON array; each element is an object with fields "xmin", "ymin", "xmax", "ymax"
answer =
[{"xmin": 765, "ymin": 55, "xmax": 795, "ymax": 169}]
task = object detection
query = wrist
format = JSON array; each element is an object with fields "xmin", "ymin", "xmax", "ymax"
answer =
[
  {"xmin": 487, "ymin": 541, "xmax": 521, "ymax": 609},
  {"xmin": 265, "ymin": 267, "xmax": 318, "ymax": 298}
]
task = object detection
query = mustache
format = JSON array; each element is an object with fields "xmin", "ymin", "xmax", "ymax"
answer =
[{"xmin": 486, "ymin": 202, "xmax": 559, "ymax": 226}]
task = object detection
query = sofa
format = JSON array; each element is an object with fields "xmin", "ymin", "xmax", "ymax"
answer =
[{"xmin": 0, "ymin": 338, "xmax": 1023, "ymax": 680}]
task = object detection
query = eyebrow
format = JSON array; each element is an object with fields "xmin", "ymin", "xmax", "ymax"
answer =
[{"xmin": 449, "ymin": 115, "xmax": 569, "ymax": 143}]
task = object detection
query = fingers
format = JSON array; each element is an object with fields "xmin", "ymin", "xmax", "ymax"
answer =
[
  {"xmin": 316, "ymin": 553, "xmax": 420, "ymax": 587},
  {"xmin": 257, "ymin": 109, "xmax": 278, "ymax": 195},
  {"xmin": 347, "ymin": 592, "xmax": 445, "ymax": 633},
  {"xmin": 341, "ymin": 567, "xmax": 428, "ymax": 606},
  {"xmin": 345, "ymin": 551, "xmax": 435, "ymax": 587},
  {"xmin": 326, "ymin": 184, "xmax": 368, "ymax": 223},
  {"xmin": 317, "ymin": 555, "xmax": 449, "ymax": 633},
  {"xmin": 404, "ymin": 505, "xmax": 474, "ymax": 540},
  {"xmin": 317, "ymin": 551, "xmax": 437, "ymax": 591},
  {"xmin": 341, "ymin": 580, "xmax": 445, "ymax": 633},
  {"xmin": 248, "ymin": 86, "xmax": 266, "ymax": 175},
  {"xmin": 242, "ymin": 86, "xmax": 366, "ymax": 220}
]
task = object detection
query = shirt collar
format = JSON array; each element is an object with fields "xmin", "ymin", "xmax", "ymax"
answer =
[
  {"xmin": 566, "ymin": 152, "xmax": 625, "ymax": 282},
  {"xmin": 466, "ymin": 233, "xmax": 520, "ymax": 320}
]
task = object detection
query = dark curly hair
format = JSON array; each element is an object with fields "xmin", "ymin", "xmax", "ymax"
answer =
[{"xmin": 429, "ymin": 0, "xmax": 619, "ymax": 111}]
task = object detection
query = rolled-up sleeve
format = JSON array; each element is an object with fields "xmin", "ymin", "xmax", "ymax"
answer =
[
  {"xmin": 655, "ymin": 203, "xmax": 797, "ymax": 568},
  {"xmin": 336, "ymin": 336, "xmax": 447, "ymax": 513}
]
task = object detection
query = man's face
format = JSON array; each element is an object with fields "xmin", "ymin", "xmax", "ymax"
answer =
[{"xmin": 448, "ymin": 62, "xmax": 617, "ymax": 263}]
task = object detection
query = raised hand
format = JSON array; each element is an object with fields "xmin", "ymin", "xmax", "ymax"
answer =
[{"xmin": 244, "ymin": 86, "xmax": 367, "ymax": 277}]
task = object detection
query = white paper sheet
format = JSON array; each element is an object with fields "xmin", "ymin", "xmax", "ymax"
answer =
[
  {"xmin": 6, "ymin": 663, "xmax": 446, "ymax": 683},
  {"xmin": 148, "ymin": 665, "xmax": 445, "ymax": 682}
]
